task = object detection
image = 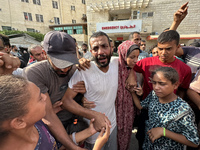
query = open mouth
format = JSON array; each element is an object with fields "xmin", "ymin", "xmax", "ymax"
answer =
[{"xmin": 97, "ymin": 55, "xmax": 107, "ymax": 63}]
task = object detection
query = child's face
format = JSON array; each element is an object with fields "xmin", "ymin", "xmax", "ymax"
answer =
[
  {"xmin": 126, "ymin": 50, "xmax": 140, "ymax": 69},
  {"xmin": 151, "ymin": 71, "xmax": 178, "ymax": 99},
  {"xmin": 22, "ymin": 82, "xmax": 47, "ymax": 125},
  {"xmin": 157, "ymin": 40, "xmax": 179, "ymax": 63}
]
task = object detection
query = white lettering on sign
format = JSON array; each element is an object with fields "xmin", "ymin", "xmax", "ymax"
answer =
[
  {"xmin": 97, "ymin": 20, "xmax": 142, "ymax": 33},
  {"xmin": 102, "ymin": 25, "xmax": 136, "ymax": 30}
]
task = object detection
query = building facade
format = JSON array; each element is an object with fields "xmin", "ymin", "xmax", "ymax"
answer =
[
  {"xmin": 0, "ymin": 0, "xmax": 87, "ymax": 44},
  {"xmin": 1, "ymin": 0, "xmax": 200, "ymax": 50},
  {"xmin": 86, "ymin": 0, "xmax": 200, "ymax": 50}
]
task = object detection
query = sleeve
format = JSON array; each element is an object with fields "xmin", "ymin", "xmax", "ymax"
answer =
[
  {"xmin": 133, "ymin": 60, "xmax": 144, "ymax": 73},
  {"xmin": 23, "ymin": 66, "xmax": 48, "ymax": 94},
  {"xmin": 182, "ymin": 46, "xmax": 193, "ymax": 59},
  {"xmin": 189, "ymin": 69, "xmax": 200, "ymax": 93},
  {"xmin": 140, "ymin": 91, "xmax": 154, "ymax": 108},
  {"xmin": 180, "ymin": 66, "xmax": 192, "ymax": 89},
  {"xmin": 68, "ymin": 70, "xmax": 83, "ymax": 89},
  {"xmin": 178, "ymin": 108, "xmax": 199, "ymax": 145}
]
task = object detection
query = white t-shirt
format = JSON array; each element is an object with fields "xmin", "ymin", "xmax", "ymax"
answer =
[{"xmin": 68, "ymin": 57, "xmax": 118, "ymax": 144}]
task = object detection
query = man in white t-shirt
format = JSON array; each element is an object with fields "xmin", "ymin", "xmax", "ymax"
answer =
[{"xmin": 61, "ymin": 31, "xmax": 118, "ymax": 150}]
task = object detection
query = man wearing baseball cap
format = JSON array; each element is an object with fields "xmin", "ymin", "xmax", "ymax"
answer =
[{"xmin": 23, "ymin": 31, "xmax": 86, "ymax": 149}]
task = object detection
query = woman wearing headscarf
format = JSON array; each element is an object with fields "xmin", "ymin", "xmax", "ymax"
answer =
[{"xmin": 116, "ymin": 40, "xmax": 142, "ymax": 150}]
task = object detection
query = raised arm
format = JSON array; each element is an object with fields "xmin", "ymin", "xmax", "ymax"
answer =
[
  {"xmin": 0, "ymin": 52, "xmax": 20, "ymax": 75},
  {"xmin": 61, "ymin": 87, "xmax": 111, "ymax": 131},
  {"xmin": 170, "ymin": 2, "xmax": 188, "ymax": 31}
]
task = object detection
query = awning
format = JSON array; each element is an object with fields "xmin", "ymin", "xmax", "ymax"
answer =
[
  {"xmin": 89, "ymin": 0, "xmax": 150, "ymax": 12},
  {"xmin": 147, "ymin": 34, "xmax": 200, "ymax": 40}
]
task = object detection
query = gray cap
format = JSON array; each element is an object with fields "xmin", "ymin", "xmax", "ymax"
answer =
[{"xmin": 43, "ymin": 31, "xmax": 78, "ymax": 68}]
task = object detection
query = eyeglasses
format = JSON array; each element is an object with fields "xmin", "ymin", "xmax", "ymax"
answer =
[{"xmin": 141, "ymin": 44, "xmax": 146, "ymax": 46}]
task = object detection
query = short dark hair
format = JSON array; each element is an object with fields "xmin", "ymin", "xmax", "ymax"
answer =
[
  {"xmin": 158, "ymin": 30, "xmax": 180, "ymax": 46},
  {"xmin": 89, "ymin": 31, "xmax": 111, "ymax": 48},
  {"xmin": 82, "ymin": 43, "xmax": 88, "ymax": 47},
  {"xmin": 11, "ymin": 45, "xmax": 16, "ymax": 49},
  {"xmin": 129, "ymin": 31, "xmax": 140, "ymax": 40},
  {"xmin": 152, "ymin": 67, "xmax": 179, "ymax": 84},
  {"xmin": 0, "ymin": 75, "xmax": 30, "ymax": 138},
  {"xmin": 0, "ymin": 34, "xmax": 10, "ymax": 48},
  {"xmin": 141, "ymin": 40, "xmax": 146, "ymax": 43}
]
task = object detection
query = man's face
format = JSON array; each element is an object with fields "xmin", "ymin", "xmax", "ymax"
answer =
[
  {"xmin": 90, "ymin": 35, "xmax": 112, "ymax": 69},
  {"xmin": 12, "ymin": 46, "xmax": 18, "ymax": 52},
  {"xmin": 81, "ymin": 45, "xmax": 88, "ymax": 52},
  {"xmin": 31, "ymin": 46, "xmax": 46, "ymax": 61},
  {"xmin": 131, "ymin": 33, "xmax": 141, "ymax": 46},
  {"xmin": 0, "ymin": 39, "xmax": 6, "ymax": 53},
  {"xmin": 157, "ymin": 40, "xmax": 179, "ymax": 63},
  {"xmin": 140, "ymin": 41, "xmax": 146, "ymax": 51},
  {"xmin": 48, "ymin": 57, "xmax": 72, "ymax": 77}
]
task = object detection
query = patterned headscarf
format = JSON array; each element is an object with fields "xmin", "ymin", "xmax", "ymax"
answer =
[{"xmin": 116, "ymin": 40, "xmax": 139, "ymax": 150}]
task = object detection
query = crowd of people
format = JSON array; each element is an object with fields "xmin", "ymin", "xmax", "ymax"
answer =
[{"xmin": 0, "ymin": 2, "xmax": 200, "ymax": 150}]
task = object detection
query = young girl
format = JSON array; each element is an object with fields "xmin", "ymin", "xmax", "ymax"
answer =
[
  {"xmin": 0, "ymin": 75, "xmax": 110, "ymax": 150},
  {"xmin": 0, "ymin": 75, "xmax": 58, "ymax": 150},
  {"xmin": 131, "ymin": 67, "xmax": 199, "ymax": 149}
]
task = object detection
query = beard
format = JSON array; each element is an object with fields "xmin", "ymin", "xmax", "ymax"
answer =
[
  {"xmin": 49, "ymin": 64, "xmax": 72, "ymax": 77},
  {"xmin": 93, "ymin": 53, "xmax": 111, "ymax": 68}
]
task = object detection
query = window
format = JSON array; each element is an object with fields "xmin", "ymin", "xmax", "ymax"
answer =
[
  {"xmin": 54, "ymin": 27, "xmax": 63, "ymax": 31},
  {"xmin": 83, "ymin": 14, "xmax": 86, "ymax": 18},
  {"xmin": 82, "ymin": 0, "xmax": 85, "ymax": 4},
  {"xmin": 27, "ymin": 28, "xmax": 35, "ymax": 32},
  {"xmin": 62, "ymin": 26, "xmax": 83, "ymax": 35},
  {"xmin": 142, "ymin": 12, "xmax": 148, "ymax": 18},
  {"xmin": 33, "ymin": 0, "xmax": 40, "ymax": 5},
  {"xmin": 142, "ymin": 12, "xmax": 154, "ymax": 18},
  {"xmin": 72, "ymin": 19, "xmax": 76, "ymax": 24},
  {"xmin": 148, "ymin": 12, "xmax": 153, "ymax": 17},
  {"xmin": 71, "ymin": 6, "xmax": 75, "ymax": 11},
  {"xmin": 133, "ymin": 11, "xmax": 137, "ymax": 19},
  {"xmin": 73, "ymin": 26, "xmax": 83, "ymax": 34},
  {"xmin": 36, "ymin": 14, "xmax": 43, "ymax": 22},
  {"xmin": 2, "ymin": 26, "xmax": 12, "ymax": 31},
  {"xmin": 24, "ymin": 12, "xmax": 32, "ymax": 21},
  {"xmin": 52, "ymin": 1, "xmax": 58, "ymax": 9},
  {"xmin": 63, "ymin": 27, "xmax": 73, "ymax": 34},
  {"xmin": 21, "ymin": 0, "xmax": 29, "ymax": 2},
  {"xmin": 54, "ymin": 17, "xmax": 60, "ymax": 24}
]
